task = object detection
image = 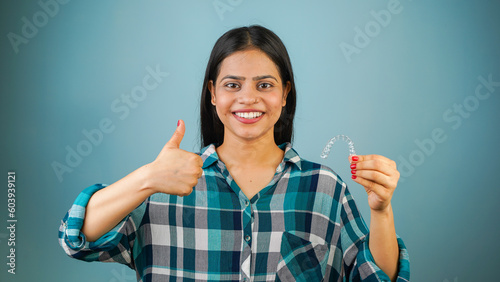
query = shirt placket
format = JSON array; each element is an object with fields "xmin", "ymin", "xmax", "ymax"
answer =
[
  {"xmin": 216, "ymin": 161, "xmax": 254, "ymax": 281},
  {"xmin": 215, "ymin": 153, "xmax": 289, "ymax": 281},
  {"xmin": 240, "ymin": 192, "xmax": 252, "ymax": 281}
]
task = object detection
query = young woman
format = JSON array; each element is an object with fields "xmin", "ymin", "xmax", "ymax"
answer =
[{"xmin": 59, "ymin": 25, "xmax": 410, "ymax": 281}]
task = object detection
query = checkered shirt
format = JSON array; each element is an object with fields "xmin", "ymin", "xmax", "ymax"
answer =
[{"xmin": 58, "ymin": 142, "xmax": 410, "ymax": 281}]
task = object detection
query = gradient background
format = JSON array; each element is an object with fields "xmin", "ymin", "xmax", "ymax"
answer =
[{"xmin": 1, "ymin": 0, "xmax": 499, "ymax": 281}]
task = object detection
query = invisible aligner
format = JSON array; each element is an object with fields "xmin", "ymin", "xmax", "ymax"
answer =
[{"xmin": 320, "ymin": 135, "xmax": 356, "ymax": 159}]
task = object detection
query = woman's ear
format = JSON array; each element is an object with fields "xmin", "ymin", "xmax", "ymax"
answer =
[
  {"xmin": 282, "ymin": 81, "xmax": 291, "ymax": 107},
  {"xmin": 208, "ymin": 80, "xmax": 216, "ymax": 105}
]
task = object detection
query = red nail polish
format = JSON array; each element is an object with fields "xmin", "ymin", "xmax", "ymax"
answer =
[
  {"xmin": 352, "ymin": 156, "xmax": 359, "ymax": 161},
  {"xmin": 351, "ymin": 170, "xmax": 356, "ymax": 174},
  {"xmin": 177, "ymin": 120, "xmax": 180, "ymax": 127},
  {"xmin": 350, "ymin": 164, "xmax": 356, "ymax": 169},
  {"xmin": 352, "ymin": 175, "xmax": 357, "ymax": 179}
]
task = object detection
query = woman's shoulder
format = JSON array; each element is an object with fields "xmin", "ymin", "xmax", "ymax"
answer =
[
  {"xmin": 284, "ymin": 143, "xmax": 347, "ymax": 191},
  {"xmin": 297, "ymin": 157, "xmax": 347, "ymax": 187}
]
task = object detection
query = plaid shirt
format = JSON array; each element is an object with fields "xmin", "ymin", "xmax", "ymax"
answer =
[{"xmin": 58, "ymin": 143, "xmax": 410, "ymax": 281}]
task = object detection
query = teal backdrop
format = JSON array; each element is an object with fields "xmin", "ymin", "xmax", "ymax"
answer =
[{"xmin": 1, "ymin": 1, "xmax": 499, "ymax": 281}]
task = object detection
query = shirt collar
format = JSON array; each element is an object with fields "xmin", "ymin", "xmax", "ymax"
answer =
[
  {"xmin": 200, "ymin": 144, "xmax": 219, "ymax": 169},
  {"xmin": 200, "ymin": 142, "xmax": 302, "ymax": 171}
]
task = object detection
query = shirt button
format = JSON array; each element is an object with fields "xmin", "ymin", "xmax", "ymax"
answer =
[
  {"xmin": 244, "ymin": 235, "xmax": 251, "ymax": 242},
  {"xmin": 244, "ymin": 200, "xmax": 249, "ymax": 206}
]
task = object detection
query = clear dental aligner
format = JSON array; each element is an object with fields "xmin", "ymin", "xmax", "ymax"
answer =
[{"xmin": 320, "ymin": 135, "xmax": 356, "ymax": 159}]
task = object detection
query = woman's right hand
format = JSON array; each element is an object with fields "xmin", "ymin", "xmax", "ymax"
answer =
[
  {"xmin": 143, "ymin": 119, "xmax": 204, "ymax": 196},
  {"xmin": 80, "ymin": 120, "xmax": 202, "ymax": 241}
]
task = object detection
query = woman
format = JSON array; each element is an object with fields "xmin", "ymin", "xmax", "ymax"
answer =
[{"xmin": 59, "ymin": 25, "xmax": 410, "ymax": 281}]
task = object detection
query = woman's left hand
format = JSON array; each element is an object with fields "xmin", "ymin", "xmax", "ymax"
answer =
[{"xmin": 348, "ymin": 154, "xmax": 400, "ymax": 212}]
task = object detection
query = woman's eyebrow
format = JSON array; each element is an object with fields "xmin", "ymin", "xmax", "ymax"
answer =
[
  {"xmin": 221, "ymin": 75, "xmax": 245, "ymax": 81},
  {"xmin": 253, "ymin": 75, "xmax": 278, "ymax": 82},
  {"xmin": 220, "ymin": 75, "xmax": 278, "ymax": 82}
]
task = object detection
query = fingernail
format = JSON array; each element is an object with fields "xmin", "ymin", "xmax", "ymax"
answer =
[
  {"xmin": 177, "ymin": 120, "xmax": 180, "ymax": 127},
  {"xmin": 351, "ymin": 175, "xmax": 357, "ymax": 179},
  {"xmin": 351, "ymin": 170, "xmax": 356, "ymax": 174},
  {"xmin": 350, "ymin": 164, "xmax": 356, "ymax": 169},
  {"xmin": 352, "ymin": 156, "xmax": 359, "ymax": 161}
]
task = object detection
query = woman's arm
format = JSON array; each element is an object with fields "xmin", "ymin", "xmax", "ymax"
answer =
[
  {"xmin": 81, "ymin": 120, "xmax": 203, "ymax": 242},
  {"xmin": 349, "ymin": 154, "xmax": 400, "ymax": 281},
  {"xmin": 81, "ymin": 165, "xmax": 154, "ymax": 242},
  {"xmin": 369, "ymin": 205, "xmax": 399, "ymax": 280}
]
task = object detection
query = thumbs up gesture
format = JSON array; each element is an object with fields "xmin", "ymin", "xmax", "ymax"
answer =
[{"xmin": 143, "ymin": 120, "xmax": 204, "ymax": 196}]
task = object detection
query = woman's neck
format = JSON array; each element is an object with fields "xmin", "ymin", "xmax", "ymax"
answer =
[{"xmin": 216, "ymin": 134, "xmax": 284, "ymax": 169}]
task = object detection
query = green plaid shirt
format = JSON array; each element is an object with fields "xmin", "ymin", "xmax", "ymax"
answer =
[{"xmin": 59, "ymin": 143, "xmax": 410, "ymax": 281}]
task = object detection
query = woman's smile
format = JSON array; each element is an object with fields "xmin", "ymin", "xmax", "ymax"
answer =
[{"xmin": 232, "ymin": 109, "xmax": 265, "ymax": 124}]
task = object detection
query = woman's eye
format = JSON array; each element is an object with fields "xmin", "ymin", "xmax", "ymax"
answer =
[
  {"xmin": 259, "ymin": 83, "xmax": 272, "ymax": 89},
  {"xmin": 225, "ymin": 83, "xmax": 239, "ymax": 89}
]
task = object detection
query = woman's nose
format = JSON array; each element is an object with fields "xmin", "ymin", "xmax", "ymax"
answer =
[{"xmin": 237, "ymin": 87, "xmax": 259, "ymax": 104}]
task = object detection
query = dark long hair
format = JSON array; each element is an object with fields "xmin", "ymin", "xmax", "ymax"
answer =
[{"xmin": 200, "ymin": 25, "xmax": 297, "ymax": 147}]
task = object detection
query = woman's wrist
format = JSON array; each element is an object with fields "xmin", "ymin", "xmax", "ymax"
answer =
[
  {"xmin": 135, "ymin": 164, "xmax": 158, "ymax": 196},
  {"xmin": 370, "ymin": 203, "xmax": 393, "ymax": 218}
]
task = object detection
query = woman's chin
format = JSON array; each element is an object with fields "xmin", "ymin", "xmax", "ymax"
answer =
[{"xmin": 231, "ymin": 130, "xmax": 269, "ymax": 142}]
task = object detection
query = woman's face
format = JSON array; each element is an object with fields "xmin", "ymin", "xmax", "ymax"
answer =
[{"xmin": 209, "ymin": 49, "xmax": 290, "ymax": 144}]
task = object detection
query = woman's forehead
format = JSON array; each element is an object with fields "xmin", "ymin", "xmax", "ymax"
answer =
[{"xmin": 218, "ymin": 49, "xmax": 280, "ymax": 80}]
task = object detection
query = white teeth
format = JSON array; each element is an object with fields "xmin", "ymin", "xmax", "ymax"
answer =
[{"xmin": 235, "ymin": 112, "xmax": 263, "ymax": 119}]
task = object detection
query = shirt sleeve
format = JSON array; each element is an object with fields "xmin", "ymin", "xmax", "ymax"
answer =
[
  {"xmin": 335, "ymin": 183, "xmax": 410, "ymax": 281},
  {"xmin": 58, "ymin": 183, "xmax": 147, "ymax": 270}
]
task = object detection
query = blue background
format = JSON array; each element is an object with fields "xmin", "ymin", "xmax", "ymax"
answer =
[{"xmin": 1, "ymin": 0, "xmax": 499, "ymax": 281}]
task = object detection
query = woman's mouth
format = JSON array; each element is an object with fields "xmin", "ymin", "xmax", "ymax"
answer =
[
  {"xmin": 234, "ymin": 112, "xmax": 263, "ymax": 119},
  {"xmin": 232, "ymin": 111, "xmax": 265, "ymax": 124}
]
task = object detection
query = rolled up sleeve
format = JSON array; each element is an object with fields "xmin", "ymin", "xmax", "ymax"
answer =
[
  {"xmin": 354, "ymin": 234, "xmax": 410, "ymax": 281},
  {"xmin": 58, "ymin": 183, "xmax": 146, "ymax": 269},
  {"xmin": 338, "ymin": 184, "xmax": 411, "ymax": 281}
]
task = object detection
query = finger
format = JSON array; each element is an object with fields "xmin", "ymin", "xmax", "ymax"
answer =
[
  {"xmin": 165, "ymin": 119, "xmax": 185, "ymax": 149},
  {"xmin": 352, "ymin": 175, "xmax": 388, "ymax": 198},
  {"xmin": 349, "ymin": 154, "xmax": 396, "ymax": 168},
  {"xmin": 189, "ymin": 154, "xmax": 204, "ymax": 168},
  {"xmin": 351, "ymin": 159, "xmax": 396, "ymax": 177},
  {"xmin": 196, "ymin": 155, "xmax": 204, "ymax": 167},
  {"xmin": 353, "ymin": 169, "xmax": 392, "ymax": 188}
]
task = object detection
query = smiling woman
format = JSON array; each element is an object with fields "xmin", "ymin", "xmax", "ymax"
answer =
[
  {"xmin": 58, "ymin": 25, "xmax": 410, "ymax": 281},
  {"xmin": 200, "ymin": 25, "xmax": 296, "ymax": 148},
  {"xmin": 208, "ymin": 49, "xmax": 289, "ymax": 142}
]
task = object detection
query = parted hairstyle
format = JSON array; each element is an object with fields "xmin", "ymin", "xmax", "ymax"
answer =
[{"xmin": 200, "ymin": 25, "xmax": 297, "ymax": 147}]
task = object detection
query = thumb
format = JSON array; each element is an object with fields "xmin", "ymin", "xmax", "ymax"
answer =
[{"xmin": 165, "ymin": 119, "xmax": 185, "ymax": 148}]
